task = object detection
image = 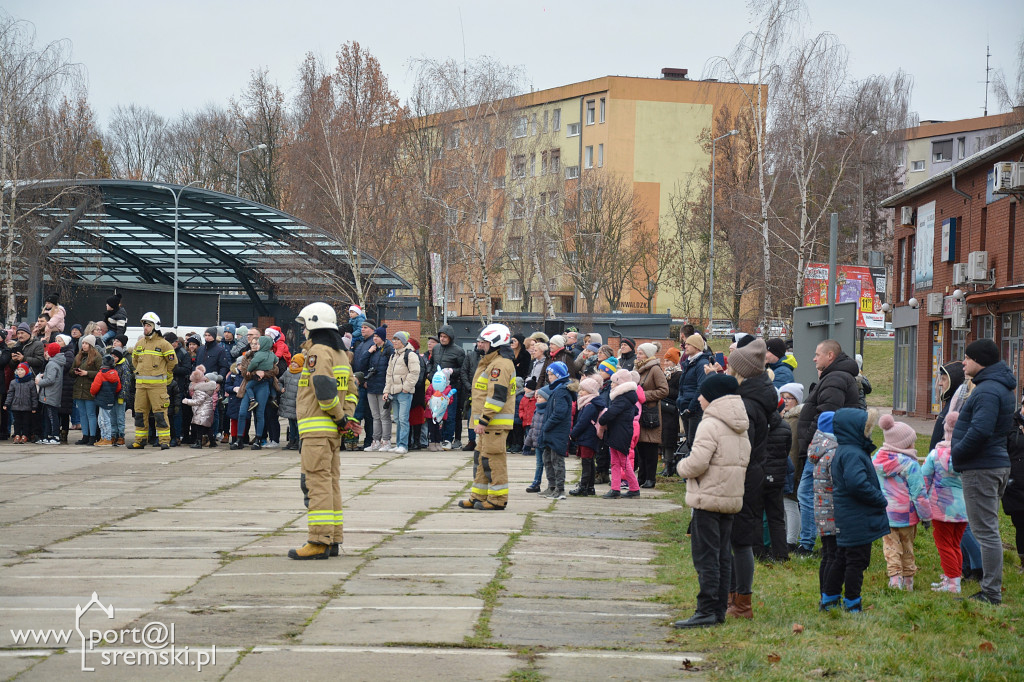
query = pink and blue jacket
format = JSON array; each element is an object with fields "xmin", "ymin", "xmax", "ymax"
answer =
[
  {"xmin": 921, "ymin": 442, "xmax": 968, "ymax": 523},
  {"xmin": 873, "ymin": 447, "xmax": 932, "ymax": 527}
]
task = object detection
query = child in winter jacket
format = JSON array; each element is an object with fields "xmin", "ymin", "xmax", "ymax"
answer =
[
  {"xmin": 569, "ymin": 376, "xmax": 606, "ymax": 497},
  {"xmin": 279, "ymin": 353, "xmax": 303, "ymax": 450},
  {"xmin": 524, "ymin": 386, "xmax": 549, "ymax": 493},
  {"xmin": 922, "ymin": 410, "xmax": 969, "ymax": 593},
  {"xmin": 873, "ymin": 414, "xmax": 932, "ymax": 590},
  {"xmin": 519, "ymin": 378, "xmax": 538, "ymax": 445},
  {"xmin": 5, "ymin": 363, "xmax": 38, "ymax": 443},
  {"xmin": 183, "ymin": 367, "xmax": 219, "ymax": 449},
  {"xmin": 824, "ymin": 408, "xmax": 887, "ymax": 613},
  {"xmin": 89, "ymin": 355, "xmax": 122, "ymax": 446},
  {"xmin": 224, "ymin": 364, "xmax": 245, "ymax": 447},
  {"xmin": 36, "ymin": 342, "xmax": 65, "ymax": 444},
  {"xmin": 540, "ymin": 361, "xmax": 574, "ymax": 499},
  {"xmin": 110, "ymin": 347, "xmax": 134, "ymax": 446},
  {"xmin": 598, "ymin": 369, "xmax": 640, "ymax": 498},
  {"xmin": 425, "ymin": 369, "xmax": 456, "ymax": 451},
  {"xmin": 809, "ymin": 411, "xmax": 839, "ymax": 600}
]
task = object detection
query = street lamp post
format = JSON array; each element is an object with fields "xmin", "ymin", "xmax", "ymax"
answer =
[
  {"xmin": 236, "ymin": 143, "xmax": 268, "ymax": 197},
  {"xmin": 153, "ymin": 181, "xmax": 202, "ymax": 331},
  {"xmin": 708, "ymin": 129, "xmax": 738, "ymax": 333}
]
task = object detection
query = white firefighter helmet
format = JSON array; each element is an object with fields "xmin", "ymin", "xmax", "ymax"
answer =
[
  {"xmin": 296, "ymin": 302, "xmax": 338, "ymax": 331},
  {"xmin": 477, "ymin": 322, "xmax": 511, "ymax": 348},
  {"xmin": 140, "ymin": 312, "xmax": 160, "ymax": 333}
]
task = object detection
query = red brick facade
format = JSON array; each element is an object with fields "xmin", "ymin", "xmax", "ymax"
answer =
[{"xmin": 889, "ymin": 137, "xmax": 1024, "ymax": 418}]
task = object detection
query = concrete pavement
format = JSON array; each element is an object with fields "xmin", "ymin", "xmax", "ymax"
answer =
[{"xmin": 0, "ymin": 434, "xmax": 704, "ymax": 681}]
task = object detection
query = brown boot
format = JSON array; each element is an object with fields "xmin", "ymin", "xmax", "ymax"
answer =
[
  {"xmin": 221, "ymin": 433, "xmax": 229, "ymax": 443},
  {"xmin": 287, "ymin": 542, "xmax": 330, "ymax": 560},
  {"xmin": 726, "ymin": 592, "xmax": 736, "ymax": 612},
  {"xmin": 727, "ymin": 593, "xmax": 753, "ymax": 619}
]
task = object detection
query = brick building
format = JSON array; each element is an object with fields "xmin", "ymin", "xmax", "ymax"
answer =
[{"xmin": 881, "ymin": 128, "xmax": 1023, "ymax": 419}]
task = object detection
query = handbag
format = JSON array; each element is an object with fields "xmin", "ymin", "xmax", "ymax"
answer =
[{"xmin": 640, "ymin": 403, "xmax": 660, "ymax": 429}]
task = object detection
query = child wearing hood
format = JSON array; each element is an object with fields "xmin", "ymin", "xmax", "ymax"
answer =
[
  {"xmin": 279, "ymin": 353, "xmax": 304, "ymax": 450},
  {"xmin": 779, "ymin": 382, "xmax": 804, "ymax": 549},
  {"xmin": 524, "ymin": 385, "xmax": 550, "ymax": 493},
  {"xmin": 426, "ymin": 368, "xmax": 457, "ymax": 451},
  {"xmin": 36, "ymin": 342, "xmax": 66, "ymax": 445},
  {"xmin": 874, "ymin": 414, "xmax": 931, "ymax": 590},
  {"xmin": 4, "ymin": 363, "xmax": 38, "ymax": 444},
  {"xmin": 540, "ymin": 361, "xmax": 575, "ymax": 499},
  {"xmin": 672, "ymin": 374, "xmax": 750, "ymax": 629},
  {"xmin": 569, "ymin": 376, "xmax": 606, "ymax": 496},
  {"xmin": 224, "ymin": 363, "xmax": 245, "ymax": 448},
  {"xmin": 809, "ymin": 411, "xmax": 839, "ymax": 604},
  {"xmin": 598, "ymin": 369, "xmax": 641, "ymax": 498},
  {"xmin": 922, "ymin": 411, "xmax": 969, "ymax": 593},
  {"xmin": 90, "ymin": 354, "xmax": 122, "ymax": 446},
  {"xmin": 824, "ymin": 408, "xmax": 887, "ymax": 612},
  {"xmin": 183, "ymin": 366, "xmax": 219, "ymax": 449}
]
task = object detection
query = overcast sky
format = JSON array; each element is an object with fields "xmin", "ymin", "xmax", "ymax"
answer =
[{"xmin": 8, "ymin": 0, "xmax": 1023, "ymax": 127}]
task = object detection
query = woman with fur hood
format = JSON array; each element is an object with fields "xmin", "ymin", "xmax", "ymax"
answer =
[
  {"xmin": 673, "ymin": 373, "xmax": 750, "ymax": 629},
  {"xmin": 183, "ymin": 366, "xmax": 219, "ymax": 449}
]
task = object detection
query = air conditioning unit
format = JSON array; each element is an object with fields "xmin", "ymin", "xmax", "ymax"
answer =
[
  {"xmin": 953, "ymin": 263, "xmax": 970, "ymax": 285},
  {"xmin": 926, "ymin": 292, "xmax": 944, "ymax": 316},
  {"xmin": 951, "ymin": 301, "xmax": 969, "ymax": 330},
  {"xmin": 900, "ymin": 206, "xmax": 915, "ymax": 226},
  {"xmin": 992, "ymin": 161, "xmax": 1024, "ymax": 193},
  {"xmin": 968, "ymin": 251, "xmax": 989, "ymax": 281}
]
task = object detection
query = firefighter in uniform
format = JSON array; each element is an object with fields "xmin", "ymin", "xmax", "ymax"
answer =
[
  {"xmin": 458, "ymin": 323, "xmax": 516, "ymax": 511},
  {"xmin": 131, "ymin": 312, "xmax": 177, "ymax": 450},
  {"xmin": 288, "ymin": 302, "xmax": 361, "ymax": 560}
]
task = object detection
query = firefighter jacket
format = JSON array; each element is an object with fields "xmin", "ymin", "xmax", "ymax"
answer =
[
  {"xmin": 296, "ymin": 338, "xmax": 359, "ymax": 438},
  {"xmin": 131, "ymin": 332, "xmax": 177, "ymax": 386},
  {"xmin": 470, "ymin": 346, "xmax": 516, "ymax": 430}
]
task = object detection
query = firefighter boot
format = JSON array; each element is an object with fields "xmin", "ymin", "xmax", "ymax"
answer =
[{"xmin": 288, "ymin": 542, "xmax": 330, "ymax": 560}]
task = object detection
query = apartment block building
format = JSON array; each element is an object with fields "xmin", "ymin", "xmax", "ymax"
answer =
[{"xmin": 898, "ymin": 112, "xmax": 1017, "ymax": 191}]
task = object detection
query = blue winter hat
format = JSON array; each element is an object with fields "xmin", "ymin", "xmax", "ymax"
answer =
[
  {"xmin": 817, "ymin": 411, "xmax": 835, "ymax": 434},
  {"xmin": 546, "ymin": 361, "xmax": 569, "ymax": 380},
  {"xmin": 224, "ymin": 323, "xmax": 236, "ymax": 336},
  {"xmin": 537, "ymin": 385, "xmax": 553, "ymax": 400}
]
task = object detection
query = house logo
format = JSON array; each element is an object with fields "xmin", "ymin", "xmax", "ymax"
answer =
[{"xmin": 75, "ymin": 592, "xmax": 114, "ymax": 672}]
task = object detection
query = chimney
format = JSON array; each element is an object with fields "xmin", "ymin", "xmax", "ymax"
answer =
[{"xmin": 661, "ymin": 68, "xmax": 689, "ymax": 80}]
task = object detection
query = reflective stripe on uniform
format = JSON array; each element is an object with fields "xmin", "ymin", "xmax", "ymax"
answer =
[
  {"xmin": 473, "ymin": 416, "xmax": 513, "ymax": 427},
  {"xmin": 332, "ymin": 365, "xmax": 350, "ymax": 391},
  {"xmin": 471, "ymin": 485, "xmax": 489, "ymax": 496},
  {"xmin": 136, "ymin": 377, "xmax": 167, "ymax": 385},
  {"xmin": 134, "ymin": 350, "xmax": 166, "ymax": 357},
  {"xmin": 474, "ymin": 376, "xmax": 488, "ymax": 390},
  {"xmin": 483, "ymin": 399, "xmax": 505, "ymax": 412},
  {"xmin": 318, "ymin": 396, "xmax": 340, "ymax": 411},
  {"xmin": 307, "ymin": 510, "xmax": 334, "ymax": 524},
  {"xmin": 298, "ymin": 416, "xmax": 338, "ymax": 435},
  {"xmin": 332, "ymin": 511, "xmax": 344, "ymax": 526},
  {"xmin": 488, "ymin": 485, "xmax": 509, "ymax": 496},
  {"xmin": 345, "ymin": 394, "xmax": 358, "ymax": 404}
]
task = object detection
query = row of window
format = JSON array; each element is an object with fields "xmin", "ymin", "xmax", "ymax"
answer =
[
  {"xmin": 908, "ymin": 134, "xmax": 1001, "ymax": 172},
  {"xmin": 512, "ymin": 97, "xmax": 607, "ymax": 140},
  {"xmin": 510, "ymin": 144, "xmax": 603, "ymax": 180}
]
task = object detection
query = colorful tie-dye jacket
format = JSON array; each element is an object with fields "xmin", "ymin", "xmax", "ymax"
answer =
[
  {"xmin": 873, "ymin": 447, "xmax": 932, "ymax": 527},
  {"xmin": 921, "ymin": 443, "xmax": 968, "ymax": 523}
]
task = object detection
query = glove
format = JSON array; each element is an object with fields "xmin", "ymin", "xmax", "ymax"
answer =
[{"xmin": 525, "ymin": 377, "xmax": 537, "ymax": 390}]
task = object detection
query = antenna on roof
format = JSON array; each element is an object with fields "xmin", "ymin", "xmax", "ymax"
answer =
[
  {"xmin": 984, "ymin": 41, "xmax": 991, "ymax": 116},
  {"xmin": 459, "ymin": 7, "xmax": 467, "ymax": 92}
]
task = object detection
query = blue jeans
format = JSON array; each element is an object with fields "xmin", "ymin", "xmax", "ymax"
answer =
[
  {"xmin": 797, "ymin": 463, "xmax": 817, "ymax": 550},
  {"xmin": 112, "ymin": 401, "xmax": 126, "ymax": 438},
  {"xmin": 75, "ymin": 399, "xmax": 98, "ymax": 437},
  {"xmin": 97, "ymin": 407, "xmax": 114, "ymax": 440},
  {"xmin": 532, "ymin": 446, "xmax": 544, "ymax": 486},
  {"xmin": 391, "ymin": 393, "xmax": 412, "ymax": 448},
  {"xmin": 237, "ymin": 379, "xmax": 269, "ymax": 442},
  {"xmin": 962, "ymin": 524, "xmax": 983, "ymax": 572},
  {"xmin": 71, "ymin": 402, "xmax": 80, "ymax": 427}
]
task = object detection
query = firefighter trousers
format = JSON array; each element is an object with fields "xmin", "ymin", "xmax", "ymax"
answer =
[
  {"xmin": 134, "ymin": 384, "xmax": 170, "ymax": 445},
  {"xmin": 300, "ymin": 435, "xmax": 342, "ymax": 546},
  {"xmin": 471, "ymin": 429, "xmax": 509, "ymax": 506}
]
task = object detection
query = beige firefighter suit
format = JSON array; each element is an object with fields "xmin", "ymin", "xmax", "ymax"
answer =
[
  {"xmin": 131, "ymin": 332, "xmax": 177, "ymax": 446},
  {"xmin": 296, "ymin": 338, "xmax": 359, "ymax": 545},
  {"xmin": 469, "ymin": 347, "xmax": 516, "ymax": 507}
]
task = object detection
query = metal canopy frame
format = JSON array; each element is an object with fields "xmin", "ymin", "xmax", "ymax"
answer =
[{"xmin": 11, "ymin": 179, "xmax": 410, "ymax": 309}]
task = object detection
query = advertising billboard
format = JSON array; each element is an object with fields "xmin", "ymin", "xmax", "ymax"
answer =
[{"xmin": 802, "ymin": 263, "xmax": 887, "ymax": 329}]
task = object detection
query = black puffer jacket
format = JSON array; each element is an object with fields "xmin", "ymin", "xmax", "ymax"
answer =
[
  {"xmin": 732, "ymin": 371, "xmax": 778, "ymax": 546},
  {"xmin": 797, "ymin": 353, "xmax": 861, "ymax": 457},
  {"xmin": 430, "ymin": 324, "xmax": 467, "ymax": 389},
  {"xmin": 1002, "ymin": 412, "xmax": 1024, "ymax": 515},
  {"xmin": 59, "ymin": 346, "xmax": 76, "ymax": 416},
  {"xmin": 930, "ymin": 361, "xmax": 965, "ymax": 451},
  {"xmin": 764, "ymin": 410, "xmax": 792, "ymax": 489}
]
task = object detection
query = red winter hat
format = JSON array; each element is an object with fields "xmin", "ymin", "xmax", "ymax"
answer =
[
  {"xmin": 16, "ymin": 362, "xmax": 30, "ymax": 375},
  {"xmin": 45, "ymin": 342, "xmax": 61, "ymax": 358}
]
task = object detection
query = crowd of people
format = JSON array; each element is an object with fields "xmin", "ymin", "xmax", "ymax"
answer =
[{"xmin": 5, "ymin": 294, "xmax": 1022, "ymax": 596}]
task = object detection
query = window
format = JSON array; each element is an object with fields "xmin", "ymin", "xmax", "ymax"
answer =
[
  {"xmin": 445, "ymin": 208, "xmax": 458, "ymax": 225},
  {"xmin": 584, "ymin": 146, "xmax": 594, "ymax": 169},
  {"xmin": 508, "ymin": 237, "xmax": 522, "ymax": 260},
  {"xmin": 543, "ymin": 111, "xmax": 549, "ymax": 133},
  {"xmin": 540, "ymin": 191, "xmax": 559, "ymax": 217},
  {"xmin": 552, "ymin": 108, "xmax": 561, "ymax": 131},
  {"xmin": 977, "ymin": 314, "xmax": 994, "ymax": 340},
  {"xmin": 512, "ymin": 196, "xmax": 526, "ymax": 220},
  {"xmin": 447, "ymin": 128, "xmax": 460, "ymax": 149},
  {"xmin": 475, "ymin": 202, "xmax": 488, "ymax": 223},
  {"xmin": 529, "ymin": 154, "xmax": 536, "ymax": 177},
  {"xmin": 586, "ymin": 100, "xmax": 595, "ymax": 125},
  {"xmin": 565, "ymin": 165, "xmax": 579, "ymax": 179},
  {"xmin": 512, "ymin": 154, "xmax": 527, "ymax": 179},
  {"xmin": 506, "ymin": 281, "xmax": 523, "ymax": 301},
  {"xmin": 897, "ymin": 238, "xmax": 906, "ymax": 301},
  {"xmin": 951, "ymin": 329, "xmax": 966, "ymax": 363},
  {"xmin": 1002, "ymin": 312, "xmax": 1023, "ymax": 382},
  {"xmin": 598, "ymin": 143, "xmax": 604, "ymax": 167},
  {"xmin": 911, "ymin": 160, "xmax": 925, "ymax": 172},
  {"xmin": 567, "ymin": 122, "xmax": 580, "ymax": 137},
  {"xmin": 957, "ymin": 136, "xmax": 966, "ymax": 160},
  {"xmin": 599, "ymin": 97, "xmax": 606, "ymax": 123},
  {"xmin": 433, "ymin": 146, "xmax": 443, "ymax": 160},
  {"xmin": 493, "ymin": 175, "xmax": 505, "ymax": 189},
  {"xmin": 530, "ymin": 113, "xmax": 538, "ymax": 136},
  {"xmin": 932, "ymin": 139, "xmax": 953, "ymax": 162},
  {"xmin": 549, "ymin": 149, "xmax": 560, "ymax": 175},
  {"xmin": 582, "ymin": 187, "xmax": 602, "ymax": 212},
  {"xmin": 514, "ymin": 116, "xmax": 528, "ymax": 138}
]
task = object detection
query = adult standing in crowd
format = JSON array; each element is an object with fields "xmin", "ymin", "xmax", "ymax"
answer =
[
  {"xmin": 351, "ymin": 318, "xmax": 378, "ymax": 448},
  {"xmin": 431, "ymin": 324, "xmax": 466, "ymax": 447},
  {"xmin": 1003, "ymin": 394, "xmax": 1024, "ymax": 574},
  {"xmin": 660, "ymin": 347, "xmax": 682, "ymax": 476},
  {"xmin": 196, "ymin": 326, "xmax": 230, "ymax": 443},
  {"xmin": 677, "ymin": 334, "xmax": 713, "ymax": 449},
  {"xmin": 363, "ymin": 326, "xmax": 393, "ymax": 451},
  {"xmin": 950, "ymin": 339, "xmax": 1016, "ymax": 605},
  {"xmin": 724, "ymin": 337, "xmax": 777, "ymax": 619},
  {"xmin": 617, "ymin": 337, "xmax": 637, "ymax": 372},
  {"xmin": 930, "ymin": 361, "xmax": 966, "ymax": 450},
  {"xmin": 765, "ymin": 338, "xmax": 793, "ymax": 390},
  {"xmin": 794, "ymin": 339, "xmax": 861, "ymax": 555},
  {"xmin": 384, "ymin": 331, "xmax": 420, "ymax": 454},
  {"xmin": 457, "ymin": 323, "xmax": 515, "ymax": 511},
  {"xmin": 460, "ymin": 340, "xmax": 484, "ymax": 452},
  {"xmin": 635, "ymin": 342, "xmax": 668, "ymax": 488},
  {"xmin": 71, "ymin": 334, "xmax": 102, "ymax": 446},
  {"xmin": 547, "ymin": 335, "xmax": 575, "ymax": 377}
]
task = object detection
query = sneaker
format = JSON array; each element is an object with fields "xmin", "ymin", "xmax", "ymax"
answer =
[
  {"xmin": 451, "ymin": 440, "xmax": 462, "ymax": 449},
  {"xmin": 441, "ymin": 440, "xmax": 453, "ymax": 450},
  {"xmin": 623, "ymin": 490, "xmax": 640, "ymax": 498},
  {"xmin": 365, "ymin": 441, "xmax": 380, "ymax": 452},
  {"xmin": 247, "ymin": 401, "xmax": 258, "ymax": 413},
  {"xmin": 265, "ymin": 440, "xmax": 279, "ymax": 448},
  {"xmin": 792, "ymin": 546, "xmax": 815, "ymax": 558},
  {"xmin": 539, "ymin": 487, "xmax": 557, "ymax": 498},
  {"xmin": 554, "ymin": 489, "xmax": 566, "ymax": 500},
  {"xmin": 250, "ymin": 443, "xmax": 262, "ymax": 451},
  {"xmin": 380, "ymin": 442, "xmax": 394, "ymax": 452},
  {"xmin": 601, "ymin": 490, "xmax": 621, "ymax": 499},
  {"xmin": 888, "ymin": 575, "xmax": 903, "ymax": 590},
  {"xmin": 525, "ymin": 484, "xmax": 541, "ymax": 493},
  {"xmin": 966, "ymin": 591, "xmax": 1000, "ymax": 605},
  {"xmin": 393, "ymin": 446, "xmax": 408, "ymax": 454}
]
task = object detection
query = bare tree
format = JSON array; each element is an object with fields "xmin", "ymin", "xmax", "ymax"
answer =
[
  {"xmin": 231, "ymin": 68, "xmax": 288, "ymax": 206},
  {"xmin": 162, "ymin": 104, "xmax": 237, "ymax": 190},
  {"xmin": 105, "ymin": 103, "xmax": 166, "ymax": 180},
  {"xmin": 993, "ymin": 32, "xmax": 1024, "ymax": 132}
]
